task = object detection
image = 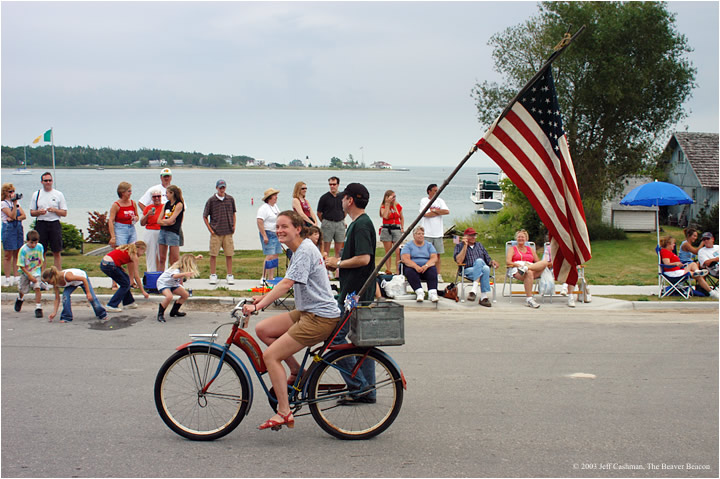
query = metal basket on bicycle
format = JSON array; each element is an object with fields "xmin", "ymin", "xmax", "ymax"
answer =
[{"xmin": 348, "ymin": 300, "xmax": 405, "ymax": 347}]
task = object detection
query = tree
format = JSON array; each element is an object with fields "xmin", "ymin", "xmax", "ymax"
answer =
[
  {"xmin": 472, "ymin": 1, "xmax": 696, "ymax": 207},
  {"xmin": 329, "ymin": 157, "xmax": 343, "ymax": 168}
]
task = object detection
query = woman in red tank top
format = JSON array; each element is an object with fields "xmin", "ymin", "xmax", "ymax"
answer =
[
  {"xmin": 292, "ymin": 181, "xmax": 318, "ymax": 227},
  {"xmin": 108, "ymin": 182, "xmax": 139, "ymax": 248},
  {"xmin": 99, "ymin": 241, "xmax": 149, "ymax": 311},
  {"xmin": 505, "ymin": 229, "xmax": 548, "ymax": 309}
]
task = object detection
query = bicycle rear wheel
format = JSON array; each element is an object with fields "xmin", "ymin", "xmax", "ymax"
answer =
[
  {"xmin": 154, "ymin": 346, "xmax": 251, "ymax": 441},
  {"xmin": 308, "ymin": 348, "xmax": 403, "ymax": 440}
]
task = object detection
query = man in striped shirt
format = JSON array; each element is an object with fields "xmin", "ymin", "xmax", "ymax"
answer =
[{"xmin": 453, "ymin": 227, "xmax": 498, "ymax": 307}]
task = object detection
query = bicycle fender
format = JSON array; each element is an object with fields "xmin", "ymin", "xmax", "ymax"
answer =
[{"xmin": 177, "ymin": 341, "xmax": 255, "ymax": 415}]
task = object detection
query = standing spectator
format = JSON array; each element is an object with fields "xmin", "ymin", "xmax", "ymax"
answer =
[
  {"xmin": 2, "ymin": 183, "xmax": 26, "ymax": 286},
  {"xmin": 203, "ymin": 179, "xmax": 236, "ymax": 285},
  {"xmin": 99, "ymin": 241, "xmax": 149, "ymax": 312},
  {"xmin": 157, "ymin": 185, "xmax": 185, "ymax": 267},
  {"xmin": 140, "ymin": 189, "xmax": 164, "ymax": 272},
  {"xmin": 108, "ymin": 182, "xmax": 139, "ymax": 248},
  {"xmin": 14, "ymin": 230, "xmax": 45, "ymax": 318},
  {"xmin": 292, "ymin": 181, "xmax": 318, "ymax": 227},
  {"xmin": 698, "ymin": 232, "xmax": 719, "ymax": 280},
  {"xmin": 420, "ymin": 183, "xmax": 449, "ymax": 282},
  {"xmin": 138, "ymin": 167, "xmax": 172, "ymax": 211},
  {"xmin": 316, "ymin": 176, "xmax": 346, "ymax": 259},
  {"xmin": 325, "ymin": 183, "xmax": 376, "ymax": 404},
  {"xmin": 257, "ymin": 188, "xmax": 282, "ymax": 281},
  {"xmin": 379, "ymin": 190, "xmax": 404, "ymax": 274},
  {"xmin": 30, "ymin": 172, "xmax": 67, "ymax": 269},
  {"xmin": 453, "ymin": 227, "xmax": 499, "ymax": 307}
]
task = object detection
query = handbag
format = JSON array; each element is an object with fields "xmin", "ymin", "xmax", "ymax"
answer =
[{"xmin": 442, "ymin": 282, "xmax": 459, "ymax": 302}]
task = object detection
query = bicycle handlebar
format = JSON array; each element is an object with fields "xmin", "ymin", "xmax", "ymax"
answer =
[{"xmin": 231, "ymin": 298, "xmax": 258, "ymax": 329}]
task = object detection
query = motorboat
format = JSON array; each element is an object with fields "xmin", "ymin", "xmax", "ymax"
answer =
[{"xmin": 470, "ymin": 172, "xmax": 504, "ymax": 213}]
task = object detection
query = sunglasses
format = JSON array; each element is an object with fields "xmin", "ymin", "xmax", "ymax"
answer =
[
  {"xmin": 42, "ymin": 179, "xmax": 52, "ymax": 182},
  {"xmin": 152, "ymin": 195, "xmax": 162, "ymax": 198},
  {"xmin": 301, "ymin": 187, "xmax": 307, "ymax": 190}
]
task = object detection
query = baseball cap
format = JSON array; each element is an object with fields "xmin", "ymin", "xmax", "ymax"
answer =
[
  {"xmin": 216, "ymin": 179, "xmax": 227, "ymax": 188},
  {"xmin": 160, "ymin": 168, "xmax": 172, "ymax": 177},
  {"xmin": 341, "ymin": 183, "xmax": 369, "ymax": 202},
  {"xmin": 463, "ymin": 227, "xmax": 477, "ymax": 236},
  {"xmin": 701, "ymin": 231, "xmax": 714, "ymax": 240}
]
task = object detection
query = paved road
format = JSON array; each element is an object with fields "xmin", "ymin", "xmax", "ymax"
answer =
[{"xmin": 1, "ymin": 303, "xmax": 717, "ymax": 477}]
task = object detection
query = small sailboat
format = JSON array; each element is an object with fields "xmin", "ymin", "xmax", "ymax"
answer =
[{"xmin": 13, "ymin": 146, "xmax": 33, "ymax": 175}]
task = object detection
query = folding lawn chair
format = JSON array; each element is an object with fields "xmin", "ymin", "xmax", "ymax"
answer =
[
  {"xmin": 454, "ymin": 261, "xmax": 496, "ymax": 303},
  {"xmin": 502, "ymin": 240, "xmax": 538, "ymax": 299},
  {"xmin": 656, "ymin": 246, "xmax": 693, "ymax": 299}
]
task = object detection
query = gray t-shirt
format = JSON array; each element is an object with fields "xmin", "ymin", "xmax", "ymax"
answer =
[{"xmin": 285, "ymin": 239, "xmax": 341, "ymax": 319}]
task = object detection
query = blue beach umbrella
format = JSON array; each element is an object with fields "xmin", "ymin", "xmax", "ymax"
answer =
[{"xmin": 620, "ymin": 180, "xmax": 693, "ymax": 244}]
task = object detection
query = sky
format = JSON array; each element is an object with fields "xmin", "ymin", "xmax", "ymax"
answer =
[{"xmin": 1, "ymin": 1, "xmax": 718, "ymax": 168}]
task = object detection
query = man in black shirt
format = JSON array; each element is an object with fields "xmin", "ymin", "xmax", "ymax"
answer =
[{"xmin": 316, "ymin": 176, "xmax": 346, "ymax": 258}]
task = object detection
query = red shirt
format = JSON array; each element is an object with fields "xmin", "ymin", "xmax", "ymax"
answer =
[
  {"xmin": 381, "ymin": 203, "xmax": 403, "ymax": 225},
  {"xmin": 660, "ymin": 248, "xmax": 682, "ymax": 271},
  {"xmin": 108, "ymin": 248, "xmax": 131, "ymax": 266},
  {"xmin": 114, "ymin": 201, "xmax": 137, "ymax": 225},
  {"xmin": 143, "ymin": 204, "xmax": 163, "ymax": 231}
]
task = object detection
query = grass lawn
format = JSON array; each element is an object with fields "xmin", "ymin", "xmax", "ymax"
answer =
[{"xmin": 0, "ymin": 226, "xmax": 702, "ymax": 287}]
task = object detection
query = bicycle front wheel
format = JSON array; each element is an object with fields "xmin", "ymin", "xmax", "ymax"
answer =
[
  {"xmin": 154, "ymin": 346, "xmax": 251, "ymax": 441},
  {"xmin": 308, "ymin": 348, "xmax": 403, "ymax": 440}
]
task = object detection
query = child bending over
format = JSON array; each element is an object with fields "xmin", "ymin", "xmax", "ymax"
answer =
[{"xmin": 43, "ymin": 266, "xmax": 107, "ymax": 322}]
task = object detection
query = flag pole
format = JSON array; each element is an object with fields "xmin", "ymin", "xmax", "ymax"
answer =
[
  {"xmin": 50, "ymin": 128, "xmax": 56, "ymax": 187},
  {"xmin": 355, "ymin": 143, "xmax": 478, "ymax": 300},
  {"xmin": 354, "ymin": 26, "xmax": 585, "ymax": 301},
  {"xmin": 496, "ymin": 25, "xmax": 585, "ymax": 124}
]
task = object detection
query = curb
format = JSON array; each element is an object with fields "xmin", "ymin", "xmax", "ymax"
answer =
[{"xmin": 2, "ymin": 292, "xmax": 717, "ymax": 312}]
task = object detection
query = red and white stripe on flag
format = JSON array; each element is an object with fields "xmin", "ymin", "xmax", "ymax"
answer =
[{"xmin": 476, "ymin": 67, "xmax": 591, "ymax": 285}]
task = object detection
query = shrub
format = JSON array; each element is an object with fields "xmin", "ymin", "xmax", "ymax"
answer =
[
  {"xmin": 61, "ymin": 223, "xmax": 84, "ymax": 251},
  {"xmin": 86, "ymin": 211, "xmax": 110, "ymax": 243},
  {"xmin": 586, "ymin": 221, "xmax": 627, "ymax": 241},
  {"xmin": 695, "ymin": 204, "xmax": 718, "ymax": 240}
]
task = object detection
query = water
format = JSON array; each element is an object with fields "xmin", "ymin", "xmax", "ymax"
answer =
[{"xmin": 2, "ymin": 165, "xmax": 495, "ymax": 250}]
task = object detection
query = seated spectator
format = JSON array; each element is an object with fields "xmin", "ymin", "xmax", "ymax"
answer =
[
  {"xmin": 506, "ymin": 229, "xmax": 548, "ymax": 309},
  {"xmin": 697, "ymin": 232, "xmax": 719, "ymax": 279},
  {"xmin": 659, "ymin": 235, "xmax": 715, "ymax": 298},
  {"xmin": 401, "ymin": 226, "xmax": 439, "ymax": 303},
  {"xmin": 678, "ymin": 228, "xmax": 700, "ymax": 265},
  {"xmin": 454, "ymin": 227, "xmax": 498, "ymax": 307}
]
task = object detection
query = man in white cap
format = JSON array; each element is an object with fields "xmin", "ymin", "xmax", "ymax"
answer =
[
  {"xmin": 139, "ymin": 168, "xmax": 173, "ymax": 212},
  {"xmin": 203, "ymin": 179, "xmax": 236, "ymax": 284}
]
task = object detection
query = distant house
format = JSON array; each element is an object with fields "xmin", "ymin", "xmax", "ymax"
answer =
[
  {"xmin": 174, "ymin": 159, "xmax": 184, "ymax": 166},
  {"xmin": 602, "ymin": 176, "xmax": 657, "ymax": 232},
  {"xmin": 225, "ymin": 157, "xmax": 232, "ymax": 165},
  {"xmin": 371, "ymin": 161, "xmax": 392, "ymax": 169},
  {"xmin": 665, "ymin": 132, "xmax": 719, "ymax": 225},
  {"xmin": 148, "ymin": 159, "xmax": 163, "ymax": 167}
]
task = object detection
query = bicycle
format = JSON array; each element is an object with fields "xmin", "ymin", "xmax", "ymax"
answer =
[{"xmin": 154, "ymin": 298, "xmax": 406, "ymax": 441}]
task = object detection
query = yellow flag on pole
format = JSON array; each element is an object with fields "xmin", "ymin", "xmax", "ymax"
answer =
[{"xmin": 32, "ymin": 135, "xmax": 42, "ymax": 144}]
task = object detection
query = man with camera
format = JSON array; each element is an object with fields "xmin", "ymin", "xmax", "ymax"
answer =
[{"xmin": 30, "ymin": 172, "xmax": 67, "ymax": 269}]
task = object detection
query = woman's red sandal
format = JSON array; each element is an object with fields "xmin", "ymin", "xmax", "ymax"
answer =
[{"xmin": 258, "ymin": 412, "xmax": 294, "ymax": 431}]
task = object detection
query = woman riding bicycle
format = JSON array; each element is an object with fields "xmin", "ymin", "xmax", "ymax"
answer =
[{"xmin": 242, "ymin": 210, "xmax": 341, "ymax": 431}]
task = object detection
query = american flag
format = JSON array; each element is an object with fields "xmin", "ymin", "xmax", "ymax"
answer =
[{"xmin": 476, "ymin": 67, "xmax": 591, "ymax": 285}]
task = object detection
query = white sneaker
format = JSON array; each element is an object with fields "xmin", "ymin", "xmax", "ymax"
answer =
[
  {"xmin": 415, "ymin": 290, "xmax": 424, "ymax": 302},
  {"xmin": 125, "ymin": 303, "xmax": 138, "ymax": 309},
  {"xmin": 560, "ymin": 284, "xmax": 568, "ymax": 296},
  {"xmin": 567, "ymin": 295, "xmax": 576, "ymax": 308},
  {"xmin": 429, "ymin": 290, "xmax": 439, "ymax": 303},
  {"xmin": 105, "ymin": 305, "xmax": 122, "ymax": 313},
  {"xmin": 525, "ymin": 297, "xmax": 540, "ymax": 309},
  {"xmin": 226, "ymin": 274, "xmax": 235, "ymax": 285},
  {"xmin": 517, "ymin": 265, "xmax": 528, "ymax": 275},
  {"xmin": 710, "ymin": 289, "xmax": 719, "ymax": 299},
  {"xmin": 209, "ymin": 274, "xmax": 218, "ymax": 285}
]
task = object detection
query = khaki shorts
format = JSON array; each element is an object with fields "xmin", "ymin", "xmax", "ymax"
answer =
[
  {"xmin": 321, "ymin": 219, "xmax": 346, "ymax": 244},
  {"xmin": 209, "ymin": 234, "xmax": 234, "ymax": 256},
  {"xmin": 426, "ymin": 236, "xmax": 445, "ymax": 254},
  {"xmin": 287, "ymin": 309, "xmax": 340, "ymax": 347}
]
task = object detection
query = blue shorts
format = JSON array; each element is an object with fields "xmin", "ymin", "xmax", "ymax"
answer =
[
  {"xmin": 113, "ymin": 222, "xmax": 137, "ymax": 246},
  {"xmin": 2, "ymin": 221, "xmax": 24, "ymax": 251},
  {"xmin": 158, "ymin": 286, "xmax": 181, "ymax": 293},
  {"xmin": 159, "ymin": 229, "xmax": 181, "ymax": 247},
  {"xmin": 260, "ymin": 230, "xmax": 283, "ymax": 255}
]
